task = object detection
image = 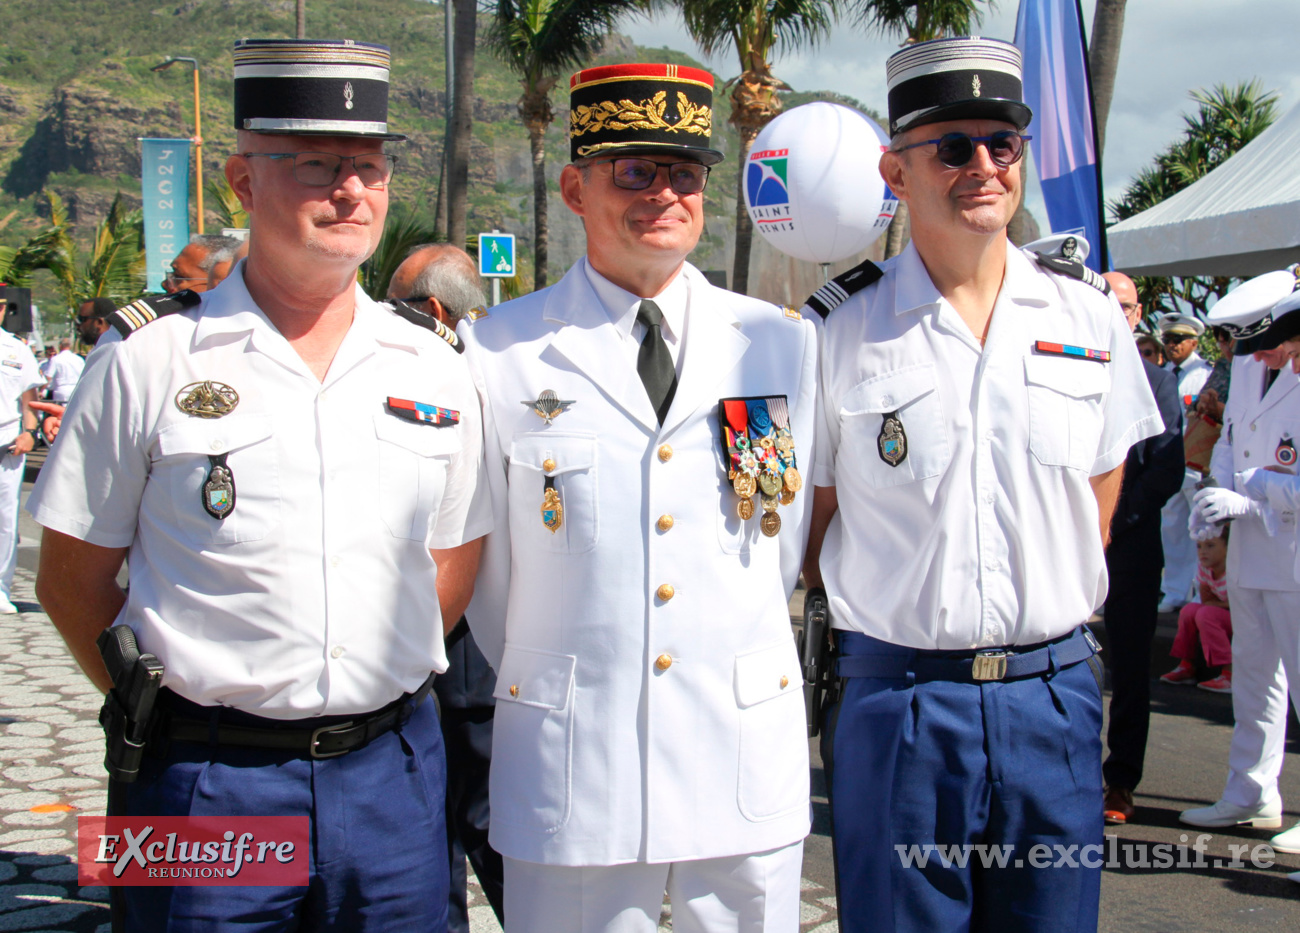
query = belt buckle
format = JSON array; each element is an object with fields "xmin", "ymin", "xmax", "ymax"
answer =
[
  {"xmin": 309, "ymin": 721, "xmax": 356, "ymax": 759},
  {"xmin": 971, "ymin": 650, "xmax": 1007, "ymax": 681}
]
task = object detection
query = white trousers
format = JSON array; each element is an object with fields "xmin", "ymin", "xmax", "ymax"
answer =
[
  {"xmin": 502, "ymin": 841, "xmax": 804, "ymax": 933},
  {"xmin": 1159, "ymin": 475, "xmax": 1198, "ymax": 604},
  {"xmin": 1222, "ymin": 584, "xmax": 1300, "ymax": 808},
  {"xmin": 0, "ymin": 451, "xmax": 24, "ymax": 600}
]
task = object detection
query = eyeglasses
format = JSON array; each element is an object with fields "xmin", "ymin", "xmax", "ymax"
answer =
[
  {"xmin": 1162, "ymin": 334, "xmax": 1194, "ymax": 346},
  {"xmin": 594, "ymin": 158, "xmax": 710, "ymax": 194},
  {"xmin": 893, "ymin": 131, "xmax": 1032, "ymax": 168},
  {"xmin": 165, "ymin": 272, "xmax": 206, "ymax": 284},
  {"xmin": 242, "ymin": 152, "xmax": 398, "ymax": 188},
  {"xmin": 1119, "ymin": 302, "xmax": 1139, "ymax": 313}
]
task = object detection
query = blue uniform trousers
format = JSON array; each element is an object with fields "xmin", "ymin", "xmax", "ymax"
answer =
[
  {"xmin": 114, "ymin": 693, "xmax": 449, "ymax": 932},
  {"xmin": 823, "ymin": 630, "xmax": 1104, "ymax": 933}
]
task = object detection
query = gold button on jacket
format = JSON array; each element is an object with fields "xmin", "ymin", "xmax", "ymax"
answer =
[
  {"xmin": 656, "ymin": 583, "xmax": 675, "ymax": 601},
  {"xmin": 655, "ymin": 654, "xmax": 673, "ymax": 671},
  {"xmin": 658, "ymin": 444, "xmax": 673, "ymax": 462},
  {"xmin": 656, "ymin": 514, "xmax": 674, "ymax": 532}
]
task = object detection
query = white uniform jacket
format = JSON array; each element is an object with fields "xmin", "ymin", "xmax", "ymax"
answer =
[
  {"xmin": 1209, "ymin": 353, "xmax": 1300, "ymax": 592},
  {"xmin": 460, "ymin": 259, "xmax": 816, "ymax": 867}
]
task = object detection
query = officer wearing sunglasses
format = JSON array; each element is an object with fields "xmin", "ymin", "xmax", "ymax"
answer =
[{"xmin": 803, "ymin": 36, "xmax": 1160, "ymax": 933}]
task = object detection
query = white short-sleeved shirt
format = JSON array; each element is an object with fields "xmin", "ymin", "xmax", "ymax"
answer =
[
  {"xmin": 1165, "ymin": 352, "xmax": 1212, "ymax": 405},
  {"xmin": 28, "ymin": 269, "xmax": 491, "ymax": 718},
  {"xmin": 814, "ymin": 242, "xmax": 1161, "ymax": 650},
  {"xmin": 45, "ymin": 349, "xmax": 84, "ymax": 403},
  {"xmin": 0, "ymin": 334, "xmax": 41, "ymax": 444}
]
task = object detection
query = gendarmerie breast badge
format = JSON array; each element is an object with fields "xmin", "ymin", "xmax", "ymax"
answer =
[
  {"xmin": 175, "ymin": 381, "xmax": 239, "ymax": 419},
  {"xmin": 878, "ymin": 411, "xmax": 907, "ymax": 467}
]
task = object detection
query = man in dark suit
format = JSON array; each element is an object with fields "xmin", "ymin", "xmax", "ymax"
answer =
[
  {"xmin": 388, "ymin": 245, "xmax": 505, "ymax": 931},
  {"xmin": 1101, "ymin": 270, "xmax": 1187, "ymax": 823}
]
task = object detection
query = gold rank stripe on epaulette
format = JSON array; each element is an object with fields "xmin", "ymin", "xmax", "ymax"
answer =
[
  {"xmin": 387, "ymin": 299, "xmax": 465, "ymax": 354},
  {"xmin": 466, "ymin": 305, "xmax": 489, "ymax": 322},
  {"xmin": 782, "ymin": 305, "xmax": 802, "ymax": 321},
  {"xmin": 1032, "ymin": 252, "xmax": 1112, "ymax": 296},
  {"xmin": 109, "ymin": 289, "xmax": 202, "ymax": 339},
  {"xmin": 803, "ymin": 259, "xmax": 884, "ymax": 319}
]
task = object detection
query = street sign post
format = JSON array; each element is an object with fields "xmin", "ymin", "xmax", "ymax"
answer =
[{"xmin": 478, "ymin": 230, "xmax": 515, "ymax": 306}]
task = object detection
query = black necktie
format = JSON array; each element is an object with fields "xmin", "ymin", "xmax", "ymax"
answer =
[{"xmin": 636, "ymin": 299, "xmax": 677, "ymax": 425}]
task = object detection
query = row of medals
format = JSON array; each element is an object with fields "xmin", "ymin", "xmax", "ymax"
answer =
[{"xmin": 728, "ymin": 433, "xmax": 801, "ymax": 537}]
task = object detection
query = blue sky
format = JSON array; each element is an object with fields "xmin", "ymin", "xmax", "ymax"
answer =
[{"xmin": 623, "ymin": 0, "xmax": 1300, "ymax": 220}]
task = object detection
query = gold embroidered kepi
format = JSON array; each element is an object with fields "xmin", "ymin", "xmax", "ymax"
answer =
[
  {"xmin": 569, "ymin": 63, "xmax": 723, "ymax": 165},
  {"xmin": 885, "ymin": 37, "xmax": 1032, "ymax": 136},
  {"xmin": 233, "ymin": 38, "xmax": 405, "ymax": 140}
]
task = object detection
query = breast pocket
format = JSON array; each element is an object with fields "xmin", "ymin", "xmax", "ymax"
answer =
[
  {"xmin": 490, "ymin": 645, "xmax": 576, "ymax": 833},
  {"xmin": 508, "ymin": 433, "xmax": 598, "ymax": 554},
  {"xmin": 375, "ymin": 415, "xmax": 460, "ymax": 542},
  {"xmin": 838, "ymin": 365, "xmax": 951, "ymax": 489},
  {"xmin": 1025, "ymin": 356, "xmax": 1110, "ymax": 472},
  {"xmin": 155, "ymin": 414, "xmax": 278, "ymax": 546}
]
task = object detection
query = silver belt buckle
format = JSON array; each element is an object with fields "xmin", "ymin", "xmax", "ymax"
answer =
[
  {"xmin": 971, "ymin": 650, "xmax": 1007, "ymax": 681},
  {"xmin": 309, "ymin": 721, "xmax": 356, "ymax": 759}
]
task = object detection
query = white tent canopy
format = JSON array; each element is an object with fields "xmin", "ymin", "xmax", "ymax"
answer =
[{"xmin": 1107, "ymin": 100, "xmax": 1300, "ymax": 278}]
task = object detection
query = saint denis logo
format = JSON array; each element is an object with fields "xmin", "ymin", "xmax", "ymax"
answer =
[
  {"xmin": 78, "ymin": 816, "xmax": 309, "ymax": 886},
  {"xmin": 747, "ymin": 149, "xmax": 793, "ymax": 231}
]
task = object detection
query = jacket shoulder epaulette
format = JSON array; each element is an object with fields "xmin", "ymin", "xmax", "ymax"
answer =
[
  {"xmin": 386, "ymin": 299, "xmax": 464, "ymax": 354},
  {"xmin": 1031, "ymin": 252, "xmax": 1112, "ymax": 296},
  {"xmin": 109, "ymin": 289, "xmax": 202, "ymax": 338},
  {"xmin": 803, "ymin": 259, "xmax": 885, "ymax": 319}
]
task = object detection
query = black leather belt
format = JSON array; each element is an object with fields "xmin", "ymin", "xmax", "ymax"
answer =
[
  {"xmin": 836, "ymin": 627, "xmax": 1099, "ymax": 683},
  {"xmin": 165, "ymin": 672, "xmax": 436, "ymax": 759}
]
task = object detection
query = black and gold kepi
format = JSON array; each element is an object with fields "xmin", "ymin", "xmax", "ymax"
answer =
[
  {"xmin": 885, "ymin": 37, "xmax": 1032, "ymax": 136},
  {"xmin": 233, "ymin": 38, "xmax": 405, "ymax": 140},
  {"xmin": 569, "ymin": 63, "xmax": 723, "ymax": 165}
]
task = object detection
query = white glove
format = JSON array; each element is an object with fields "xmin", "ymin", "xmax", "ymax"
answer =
[
  {"xmin": 1187, "ymin": 507, "xmax": 1223, "ymax": 542},
  {"xmin": 1236, "ymin": 468, "xmax": 1266, "ymax": 501},
  {"xmin": 1192, "ymin": 486, "xmax": 1258, "ymax": 524}
]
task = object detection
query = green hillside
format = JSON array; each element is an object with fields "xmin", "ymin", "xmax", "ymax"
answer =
[{"xmin": 0, "ymin": 0, "xmax": 884, "ymax": 309}]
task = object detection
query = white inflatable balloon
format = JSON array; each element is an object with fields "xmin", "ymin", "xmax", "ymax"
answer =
[{"xmin": 743, "ymin": 102, "xmax": 898, "ymax": 264}]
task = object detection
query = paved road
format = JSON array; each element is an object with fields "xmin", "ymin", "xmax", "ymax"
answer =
[{"xmin": 4, "ymin": 484, "xmax": 1299, "ymax": 930}]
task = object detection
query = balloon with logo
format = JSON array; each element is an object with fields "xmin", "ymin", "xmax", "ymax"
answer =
[{"xmin": 743, "ymin": 102, "xmax": 898, "ymax": 264}]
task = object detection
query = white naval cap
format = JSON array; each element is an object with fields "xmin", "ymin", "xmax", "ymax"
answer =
[
  {"xmin": 1156, "ymin": 312, "xmax": 1205, "ymax": 339},
  {"xmin": 1205, "ymin": 268, "xmax": 1297, "ymax": 340},
  {"xmin": 1022, "ymin": 232, "xmax": 1089, "ymax": 263},
  {"xmin": 1251, "ymin": 267, "xmax": 1300, "ymax": 351},
  {"xmin": 885, "ymin": 36, "xmax": 1032, "ymax": 136}
]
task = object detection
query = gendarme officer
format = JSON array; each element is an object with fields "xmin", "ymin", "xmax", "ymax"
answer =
[
  {"xmin": 461, "ymin": 63, "xmax": 817, "ymax": 933},
  {"xmin": 30, "ymin": 38, "xmax": 489, "ymax": 931},
  {"xmin": 802, "ymin": 37, "xmax": 1160, "ymax": 931}
]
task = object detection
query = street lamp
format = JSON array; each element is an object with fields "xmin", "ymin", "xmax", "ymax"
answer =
[{"xmin": 150, "ymin": 56, "xmax": 204, "ymax": 234}]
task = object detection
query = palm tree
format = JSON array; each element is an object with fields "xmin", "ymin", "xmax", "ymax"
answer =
[
  {"xmin": 854, "ymin": 0, "xmax": 990, "ymax": 258},
  {"xmin": 207, "ymin": 175, "xmax": 248, "ymax": 230},
  {"xmin": 488, "ymin": 0, "xmax": 647, "ymax": 290},
  {"xmin": 447, "ymin": 0, "xmax": 479, "ymax": 252},
  {"xmin": 360, "ymin": 203, "xmax": 442, "ymax": 299},
  {"xmin": 73, "ymin": 193, "xmax": 146, "ymax": 307},
  {"xmin": 1088, "ymin": 0, "xmax": 1126, "ymax": 155},
  {"xmin": 679, "ymin": 0, "xmax": 839, "ymax": 295}
]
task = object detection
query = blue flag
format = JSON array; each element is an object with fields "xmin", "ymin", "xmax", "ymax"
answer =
[
  {"xmin": 140, "ymin": 138, "xmax": 192, "ymax": 292},
  {"xmin": 1014, "ymin": 0, "xmax": 1106, "ymax": 271}
]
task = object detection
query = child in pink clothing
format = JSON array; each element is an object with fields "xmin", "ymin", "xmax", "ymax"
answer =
[{"xmin": 1161, "ymin": 532, "xmax": 1232, "ymax": 693}]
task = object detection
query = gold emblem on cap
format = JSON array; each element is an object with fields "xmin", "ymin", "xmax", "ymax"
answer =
[
  {"xmin": 571, "ymin": 91, "xmax": 712, "ymax": 142},
  {"xmin": 175, "ymin": 381, "xmax": 239, "ymax": 419},
  {"xmin": 972, "ymin": 74, "xmax": 982, "ymax": 97}
]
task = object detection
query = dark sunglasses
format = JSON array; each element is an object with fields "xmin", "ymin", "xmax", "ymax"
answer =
[
  {"xmin": 1139, "ymin": 348, "xmax": 1158, "ymax": 359},
  {"xmin": 894, "ymin": 131, "xmax": 1032, "ymax": 168},
  {"xmin": 1162, "ymin": 334, "xmax": 1193, "ymax": 346},
  {"xmin": 242, "ymin": 152, "xmax": 398, "ymax": 189},
  {"xmin": 595, "ymin": 158, "xmax": 710, "ymax": 194}
]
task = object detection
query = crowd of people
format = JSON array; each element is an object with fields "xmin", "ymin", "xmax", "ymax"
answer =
[{"xmin": 10, "ymin": 30, "xmax": 1300, "ymax": 933}]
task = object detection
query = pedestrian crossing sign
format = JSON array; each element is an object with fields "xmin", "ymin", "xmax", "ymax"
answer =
[{"xmin": 479, "ymin": 233, "xmax": 516, "ymax": 278}]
